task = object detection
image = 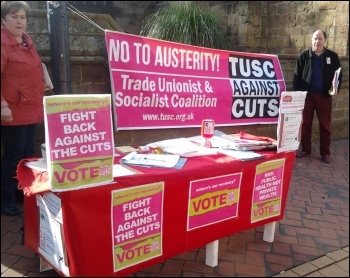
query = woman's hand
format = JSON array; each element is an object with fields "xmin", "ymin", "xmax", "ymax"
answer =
[{"xmin": 1, "ymin": 106, "xmax": 13, "ymax": 122}]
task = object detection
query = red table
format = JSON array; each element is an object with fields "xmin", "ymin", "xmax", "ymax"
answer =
[{"xmin": 18, "ymin": 150, "xmax": 295, "ymax": 276}]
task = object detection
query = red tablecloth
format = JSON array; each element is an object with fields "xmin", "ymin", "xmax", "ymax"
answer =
[{"xmin": 19, "ymin": 150, "xmax": 295, "ymax": 276}]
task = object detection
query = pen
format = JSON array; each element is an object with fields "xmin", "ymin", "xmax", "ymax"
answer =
[{"xmin": 143, "ymin": 157, "xmax": 166, "ymax": 162}]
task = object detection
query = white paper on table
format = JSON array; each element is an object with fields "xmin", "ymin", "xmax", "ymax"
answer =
[
  {"xmin": 191, "ymin": 131, "xmax": 275, "ymax": 151},
  {"xmin": 188, "ymin": 135, "xmax": 238, "ymax": 149},
  {"xmin": 113, "ymin": 164, "xmax": 136, "ymax": 176},
  {"xmin": 147, "ymin": 138, "xmax": 217, "ymax": 157},
  {"xmin": 218, "ymin": 148, "xmax": 265, "ymax": 161},
  {"xmin": 121, "ymin": 152, "xmax": 180, "ymax": 168}
]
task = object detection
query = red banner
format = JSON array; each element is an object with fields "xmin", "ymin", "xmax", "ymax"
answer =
[{"xmin": 105, "ymin": 31, "xmax": 286, "ymax": 130}]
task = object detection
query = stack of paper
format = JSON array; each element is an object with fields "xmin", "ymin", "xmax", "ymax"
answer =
[
  {"xmin": 121, "ymin": 152, "xmax": 180, "ymax": 168},
  {"xmin": 214, "ymin": 131, "xmax": 276, "ymax": 151},
  {"xmin": 218, "ymin": 148, "xmax": 265, "ymax": 161},
  {"xmin": 188, "ymin": 135, "xmax": 238, "ymax": 149},
  {"xmin": 146, "ymin": 138, "xmax": 217, "ymax": 157}
]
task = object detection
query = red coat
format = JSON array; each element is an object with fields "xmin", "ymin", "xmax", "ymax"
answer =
[{"xmin": 1, "ymin": 27, "xmax": 45, "ymax": 125}]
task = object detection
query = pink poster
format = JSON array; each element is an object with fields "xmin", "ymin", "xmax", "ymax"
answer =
[
  {"xmin": 187, "ymin": 173, "xmax": 242, "ymax": 230},
  {"xmin": 43, "ymin": 94, "xmax": 114, "ymax": 191},
  {"xmin": 112, "ymin": 182, "xmax": 164, "ymax": 272},
  {"xmin": 251, "ymin": 159, "xmax": 285, "ymax": 222},
  {"xmin": 105, "ymin": 30, "xmax": 286, "ymax": 130}
]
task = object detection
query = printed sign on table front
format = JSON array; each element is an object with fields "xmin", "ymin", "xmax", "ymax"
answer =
[
  {"xmin": 111, "ymin": 182, "xmax": 164, "ymax": 272},
  {"xmin": 251, "ymin": 159, "xmax": 285, "ymax": 222},
  {"xmin": 43, "ymin": 94, "xmax": 114, "ymax": 191},
  {"xmin": 187, "ymin": 173, "xmax": 242, "ymax": 230}
]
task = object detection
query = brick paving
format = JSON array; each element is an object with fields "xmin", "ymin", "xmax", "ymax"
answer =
[
  {"xmin": 273, "ymin": 247, "xmax": 349, "ymax": 277},
  {"xmin": 1, "ymin": 138, "xmax": 349, "ymax": 277}
]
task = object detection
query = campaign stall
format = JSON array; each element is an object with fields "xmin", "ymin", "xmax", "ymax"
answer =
[
  {"xmin": 18, "ymin": 148, "xmax": 295, "ymax": 277},
  {"xmin": 16, "ymin": 28, "xmax": 303, "ymax": 277}
]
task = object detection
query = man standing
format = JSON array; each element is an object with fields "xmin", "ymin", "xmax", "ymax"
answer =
[{"xmin": 293, "ymin": 30, "xmax": 342, "ymax": 163}]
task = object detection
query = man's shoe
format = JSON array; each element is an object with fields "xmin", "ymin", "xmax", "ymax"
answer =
[
  {"xmin": 322, "ymin": 155, "xmax": 331, "ymax": 163},
  {"xmin": 1, "ymin": 207, "xmax": 20, "ymax": 216},
  {"xmin": 297, "ymin": 151, "xmax": 310, "ymax": 158}
]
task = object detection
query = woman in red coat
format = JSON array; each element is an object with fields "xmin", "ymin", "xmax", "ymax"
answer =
[{"xmin": 1, "ymin": 1, "xmax": 45, "ymax": 216}]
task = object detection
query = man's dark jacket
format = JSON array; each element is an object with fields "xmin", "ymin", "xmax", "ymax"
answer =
[{"xmin": 293, "ymin": 48, "xmax": 342, "ymax": 96}]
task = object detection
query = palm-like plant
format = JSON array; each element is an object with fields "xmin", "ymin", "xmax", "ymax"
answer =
[{"xmin": 140, "ymin": 1, "xmax": 230, "ymax": 50}]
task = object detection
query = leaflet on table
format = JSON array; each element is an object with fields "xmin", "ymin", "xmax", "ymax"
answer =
[
  {"xmin": 121, "ymin": 152, "xmax": 180, "ymax": 168},
  {"xmin": 146, "ymin": 138, "xmax": 217, "ymax": 157},
  {"xmin": 112, "ymin": 164, "xmax": 136, "ymax": 176},
  {"xmin": 218, "ymin": 148, "xmax": 265, "ymax": 161},
  {"xmin": 188, "ymin": 135, "xmax": 238, "ymax": 149}
]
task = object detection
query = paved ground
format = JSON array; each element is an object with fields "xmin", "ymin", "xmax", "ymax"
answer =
[{"xmin": 1, "ymin": 138, "xmax": 349, "ymax": 277}]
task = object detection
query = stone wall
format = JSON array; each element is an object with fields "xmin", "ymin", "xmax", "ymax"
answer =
[
  {"xmin": 22, "ymin": 2, "xmax": 349, "ymax": 152},
  {"xmin": 28, "ymin": 1, "xmax": 349, "ymax": 56},
  {"xmin": 202, "ymin": 1, "xmax": 349, "ymax": 56}
]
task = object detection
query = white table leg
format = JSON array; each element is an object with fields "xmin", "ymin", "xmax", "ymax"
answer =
[
  {"xmin": 263, "ymin": 221, "xmax": 276, "ymax": 242},
  {"xmin": 205, "ymin": 240, "xmax": 219, "ymax": 267}
]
